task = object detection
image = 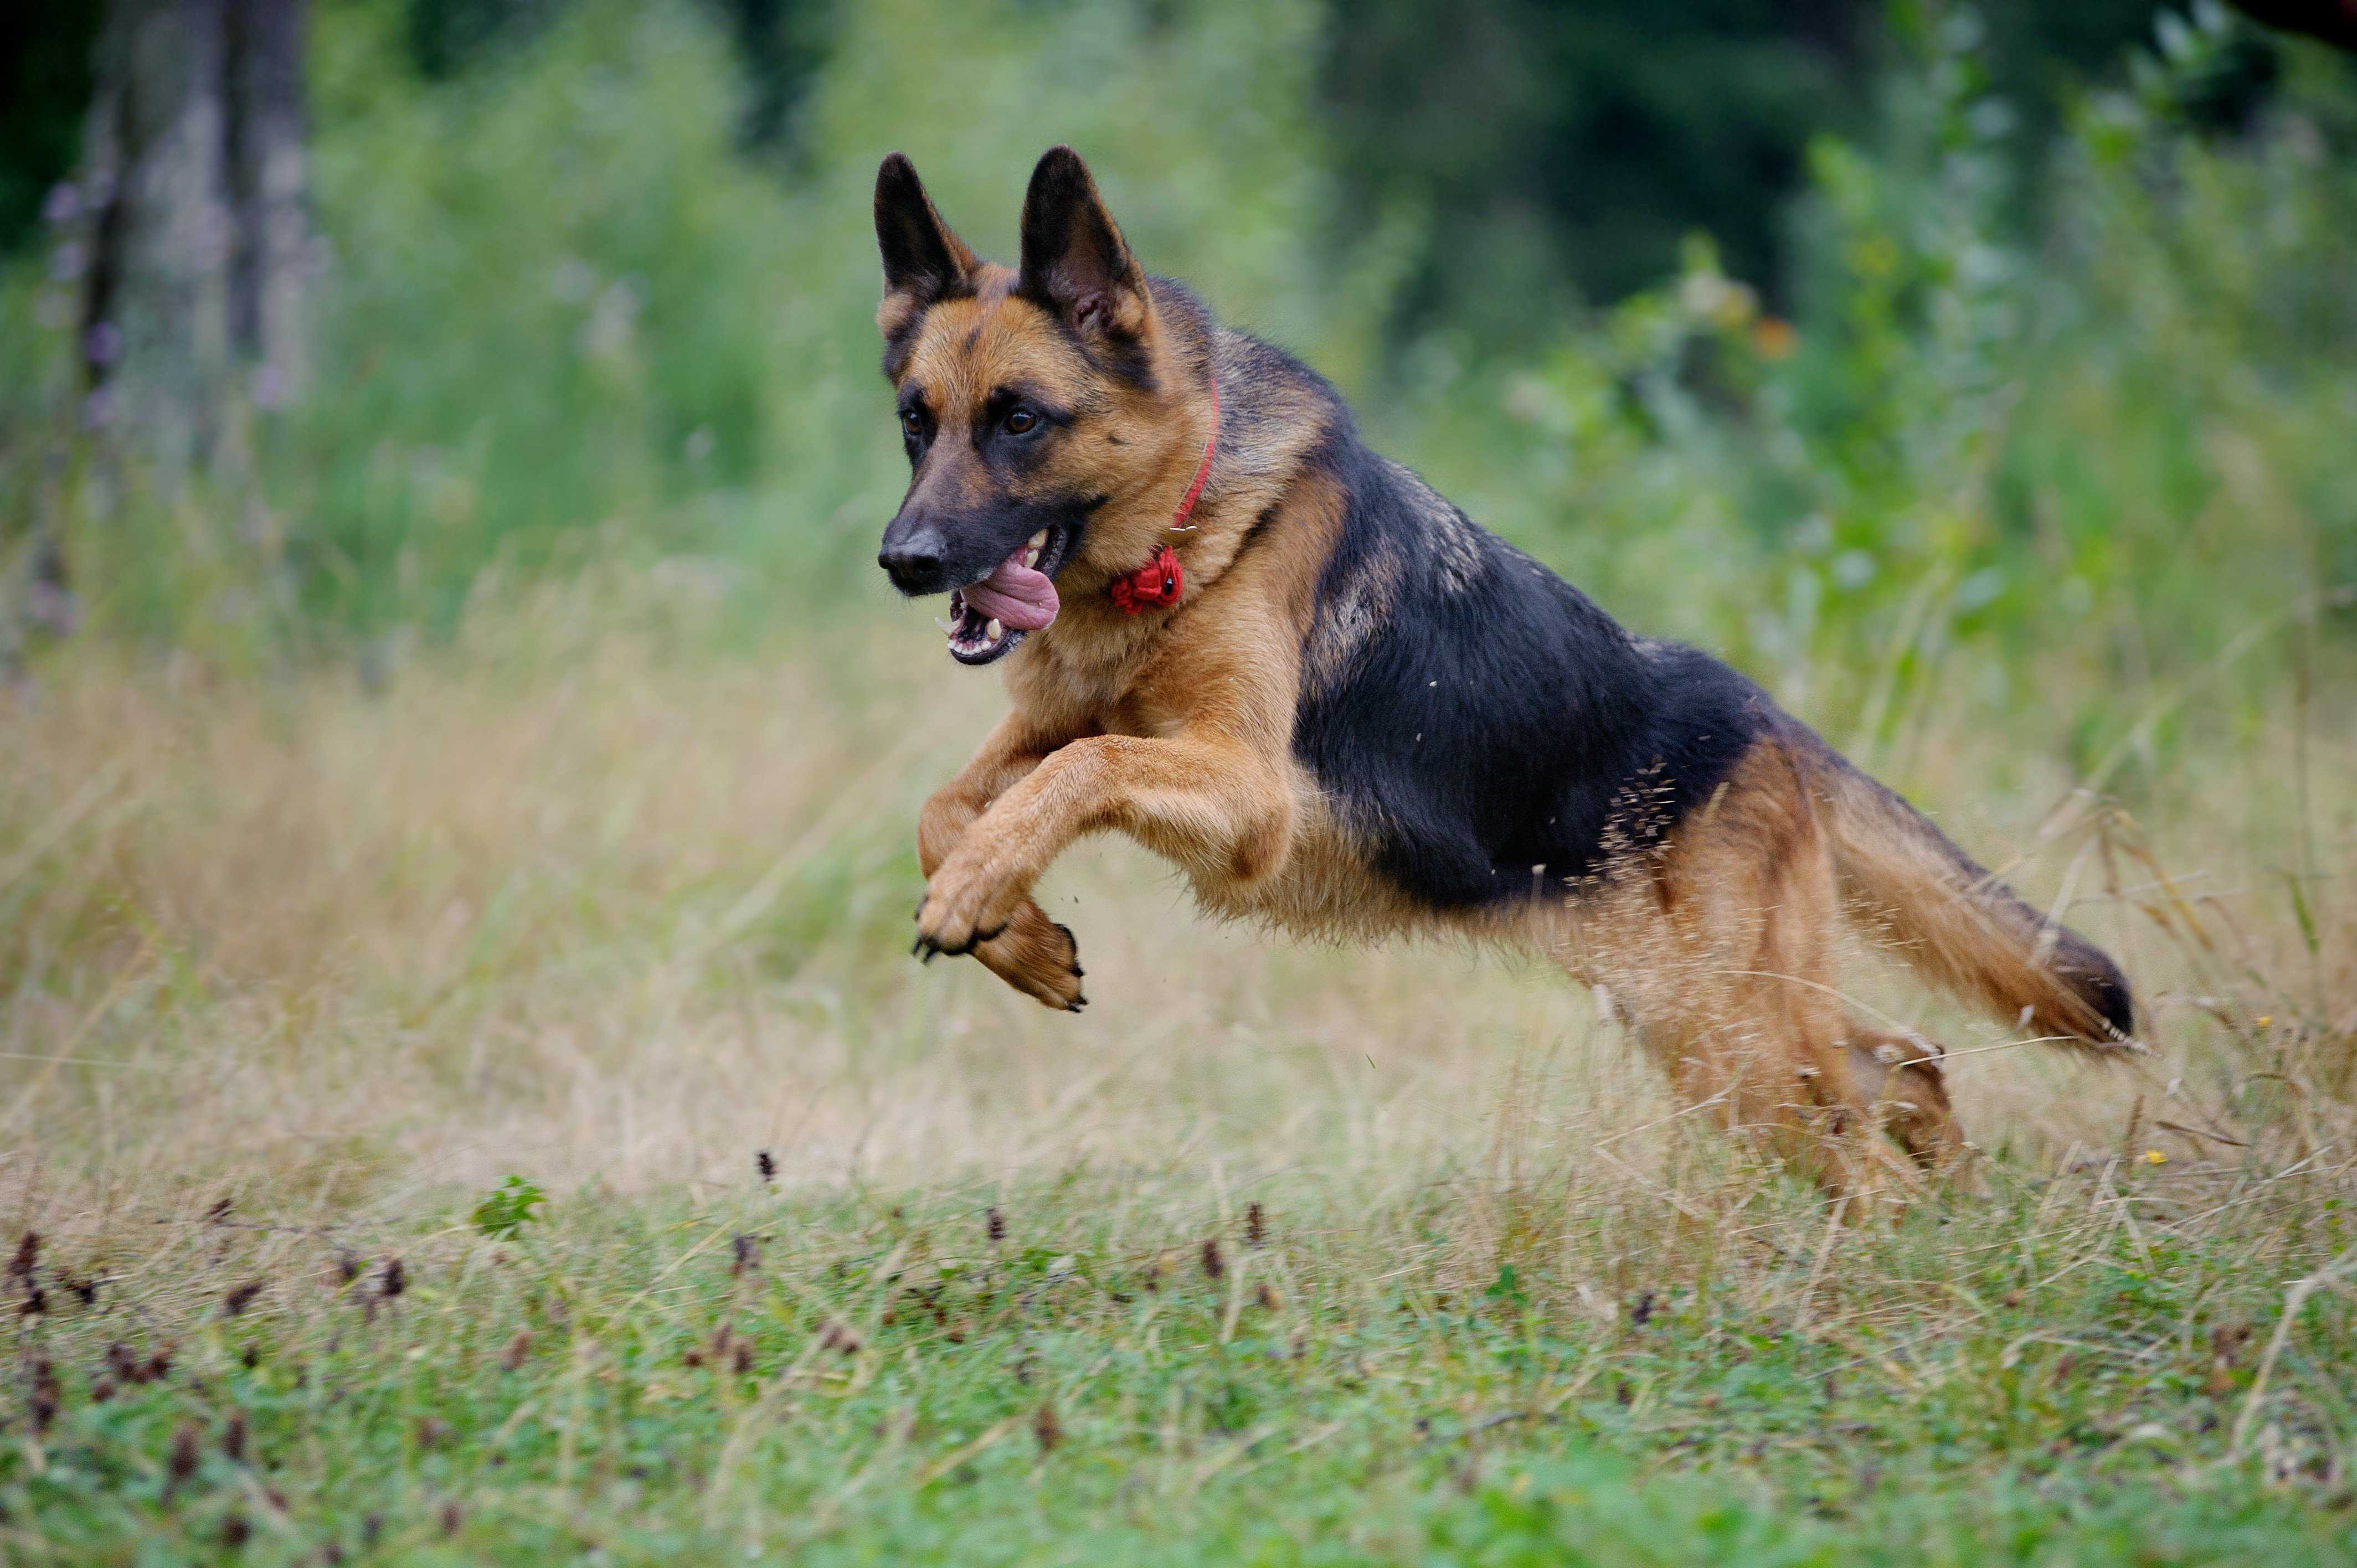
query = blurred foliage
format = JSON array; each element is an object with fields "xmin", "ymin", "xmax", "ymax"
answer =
[
  {"xmin": 6, "ymin": 0, "xmax": 1395, "ymax": 650},
  {"xmin": 0, "ymin": 0, "xmax": 2350, "ymax": 795},
  {"xmin": 1320, "ymin": 0, "xmax": 2181, "ymax": 331},
  {"xmin": 0, "ymin": 3, "xmax": 2229, "ymax": 296},
  {"xmin": 0, "ymin": 4, "xmax": 102, "ymax": 255},
  {"xmin": 405, "ymin": 0, "xmax": 835, "ymax": 148}
]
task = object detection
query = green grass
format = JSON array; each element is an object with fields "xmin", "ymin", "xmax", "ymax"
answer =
[
  {"xmin": 11, "ymin": 1164, "xmax": 2355, "ymax": 1565},
  {"xmin": 2, "ymin": 605, "xmax": 2352, "ymax": 1564}
]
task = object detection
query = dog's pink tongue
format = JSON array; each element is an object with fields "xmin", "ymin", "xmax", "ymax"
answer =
[{"xmin": 961, "ymin": 551, "xmax": 1059, "ymax": 631}]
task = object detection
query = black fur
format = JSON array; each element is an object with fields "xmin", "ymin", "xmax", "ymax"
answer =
[
  {"xmin": 2069, "ymin": 951, "xmax": 2138, "ymax": 1040},
  {"xmin": 875, "ymin": 154, "xmax": 973, "ymax": 383},
  {"xmin": 1217, "ymin": 339, "xmax": 1771, "ymax": 910},
  {"xmin": 874, "ymin": 152, "xmax": 972, "ymax": 305}
]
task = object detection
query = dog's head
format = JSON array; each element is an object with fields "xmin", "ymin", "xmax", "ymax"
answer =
[{"xmin": 872, "ymin": 147, "xmax": 1196, "ymax": 666}]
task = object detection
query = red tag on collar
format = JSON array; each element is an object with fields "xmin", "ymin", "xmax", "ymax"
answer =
[
  {"xmin": 1108, "ymin": 376, "xmax": 1216, "ymax": 616},
  {"xmin": 1109, "ymin": 543, "xmax": 1183, "ymax": 615}
]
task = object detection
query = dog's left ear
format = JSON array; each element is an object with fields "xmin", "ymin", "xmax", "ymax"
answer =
[{"xmin": 1017, "ymin": 146, "xmax": 1149, "ymax": 340}]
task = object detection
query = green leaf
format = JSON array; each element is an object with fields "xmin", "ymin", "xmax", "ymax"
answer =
[{"xmin": 471, "ymin": 1175, "xmax": 547, "ymax": 1240}]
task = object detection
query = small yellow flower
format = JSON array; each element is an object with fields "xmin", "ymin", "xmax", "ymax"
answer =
[
  {"xmin": 2143, "ymin": 1150, "xmax": 2167, "ymax": 1165},
  {"xmin": 2255, "ymin": 1015, "xmax": 2272, "ymax": 1028}
]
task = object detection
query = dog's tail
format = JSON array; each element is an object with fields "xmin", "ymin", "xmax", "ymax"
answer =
[{"xmin": 1800, "ymin": 732, "xmax": 2137, "ymax": 1053}]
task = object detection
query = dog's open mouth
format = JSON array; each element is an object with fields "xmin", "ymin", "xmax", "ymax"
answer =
[{"xmin": 941, "ymin": 524, "xmax": 1074, "ymax": 665}]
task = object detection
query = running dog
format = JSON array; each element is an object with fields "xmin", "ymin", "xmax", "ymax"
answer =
[{"xmin": 871, "ymin": 146, "xmax": 2135, "ymax": 1188}]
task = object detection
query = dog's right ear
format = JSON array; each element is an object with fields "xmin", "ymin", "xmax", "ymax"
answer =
[
  {"xmin": 874, "ymin": 153, "xmax": 976, "ymax": 316},
  {"xmin": 1016, "ymin": 146, "xmax": 1147, "ymax": 342}
]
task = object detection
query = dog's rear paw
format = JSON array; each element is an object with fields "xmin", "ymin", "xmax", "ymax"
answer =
[{"xmin": 977, "ymin": 905, "xmax": 1086, "ymax": 1012}]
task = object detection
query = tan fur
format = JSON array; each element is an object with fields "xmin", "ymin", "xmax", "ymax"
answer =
[
  {"xmin": 882, "ymin": 151, "xmax": 2046, "ymax": 1194},
  {"xmin": 1476, "ymin": 740, "xmax": 1951, "ymax": 1193},
  {"xmin": 912, "ymin": 455, "xmax": 1333, "ymax": 983},
  {"xmin": 1816, "ymin": 764, "xmax": 2129, "ymax": 1051}
]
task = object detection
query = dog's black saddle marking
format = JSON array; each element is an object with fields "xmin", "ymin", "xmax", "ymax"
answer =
[{"xmin": 1292, "ymin": 432, "xmax": 1769, "ymax": 911}]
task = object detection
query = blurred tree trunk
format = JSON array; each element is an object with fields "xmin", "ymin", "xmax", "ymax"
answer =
[
  {"xmin": 225, "ymin": 0, "xmax": 311, "ymax": 399},
  {"xmin": 79, "ymin": 0, "xmax": 311, "ymax": 469}
]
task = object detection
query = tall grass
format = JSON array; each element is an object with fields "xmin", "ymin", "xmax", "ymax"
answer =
[
  {"xmin": 2, "ymin": 560, "xmax": 2348, "ymax": 1207},
  {"xmin": 1, "ymin": 576, "xmax": 2353, "ymax": 1559},
  {"xmin": 0, "ymin": 0, "xmax": 2346, "ymax": 1368}
]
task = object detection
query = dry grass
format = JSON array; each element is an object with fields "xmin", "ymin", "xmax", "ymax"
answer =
[{"xmin": 4, "ymin": 582, "xmax": 2350, "ymax": 1236}]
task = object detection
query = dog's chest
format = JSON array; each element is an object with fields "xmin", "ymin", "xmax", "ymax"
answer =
[{"xmin": 1008, "ymin": 625, "xmax": 1167, "ymax": 730}]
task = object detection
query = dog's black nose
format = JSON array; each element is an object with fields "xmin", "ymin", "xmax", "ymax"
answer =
[
  {"xmin": 878, "ymin": 543, "xmax": 945, "ymax": 594},
  {"xmin": 878, "ymin": 518, "xmax": 951, "ymax": 594}
]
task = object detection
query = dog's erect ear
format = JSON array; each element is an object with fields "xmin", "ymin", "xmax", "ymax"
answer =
[
  {"xmin": 1017, "ymin": 146, "xmax": 1149, "ymax": 339},
  {"xmin": 874, "ymin": 153, "xmax": 977, "ymax": 308}
]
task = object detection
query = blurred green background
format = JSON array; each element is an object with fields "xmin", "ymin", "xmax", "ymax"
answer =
[{"xmin": 1, "ymin": 0, "xmax": 2352, "ymax": 785}]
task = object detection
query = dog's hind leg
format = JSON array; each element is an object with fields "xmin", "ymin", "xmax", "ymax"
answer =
[
  {"xmin": 1562, "ymin": 740, "xmax": 1922, "ymax": 1200},
  {"xmin": 1843, "ymin": 1022, "xmax": 1965, "ymax": 1170}
]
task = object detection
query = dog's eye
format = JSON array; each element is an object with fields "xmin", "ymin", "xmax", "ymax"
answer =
[
  {"xmin": 1002, "ymin": 409, "xmax": 1038, "ymax": 436},
  {"xmin": 899, "ymin": 407, "xmax": 924, "ymax": 438}
]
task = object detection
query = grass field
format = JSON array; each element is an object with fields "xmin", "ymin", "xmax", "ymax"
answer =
[
  {"xmin": 4, "ymin": 0, "xmax": 2355, "ymax": 1559},
  {"xmin": 4, "ymin": 581, "xmax": 2355, "ymax": 1564}
]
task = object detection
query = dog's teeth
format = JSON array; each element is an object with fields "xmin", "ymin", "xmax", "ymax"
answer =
[
  {"xmin": 1023, "ymin": 548, "xmax": 1038, "ymax": 568},
  {"xmin": 1028, "ymin": 530, "xmax": 1047, "ymax": 550},
  {"xmin": 936, "ymin": 617, "xmax": 959, "ymax": 635},
  {"xmin": 985, "ymin": 618, "xmax": 1003, "ymax": 642}
]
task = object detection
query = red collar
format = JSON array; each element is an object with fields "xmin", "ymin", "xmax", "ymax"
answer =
[{"xmin": 1108, "ymin": 375, "xmax": 1218, "ymax": 615}]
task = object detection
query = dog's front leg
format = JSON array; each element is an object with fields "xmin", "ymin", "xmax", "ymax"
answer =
[
  {"xmin": 917, "ymin": 712, "xmax": 1090, "ymax": 1010},
  {"xmin": 913, "ymin": 730, "xmax": 1291, "ymax": 964}
]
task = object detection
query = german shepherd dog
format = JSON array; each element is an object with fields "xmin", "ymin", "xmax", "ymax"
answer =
[{"xmin": 873, "ymin": 147, "xmax": 2135, "ymax": 1190}]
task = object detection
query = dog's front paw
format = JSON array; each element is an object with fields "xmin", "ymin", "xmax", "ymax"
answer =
[
  {"xmin": 977, "ymin": 904, "xmax": 1086, "ymax": 1012},
  {"xmin": 912, "ymin": 859, "xmax": 1021, "ymax": 962}
]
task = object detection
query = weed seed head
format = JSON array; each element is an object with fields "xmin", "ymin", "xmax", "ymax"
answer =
[
  {"xmin": 168, "ymin": 1420, "xmax": 202, "ymax": 1487},
  {"xmin": 28, "ymin": 1357, "xmax": 59, "ymax": 1432}
]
